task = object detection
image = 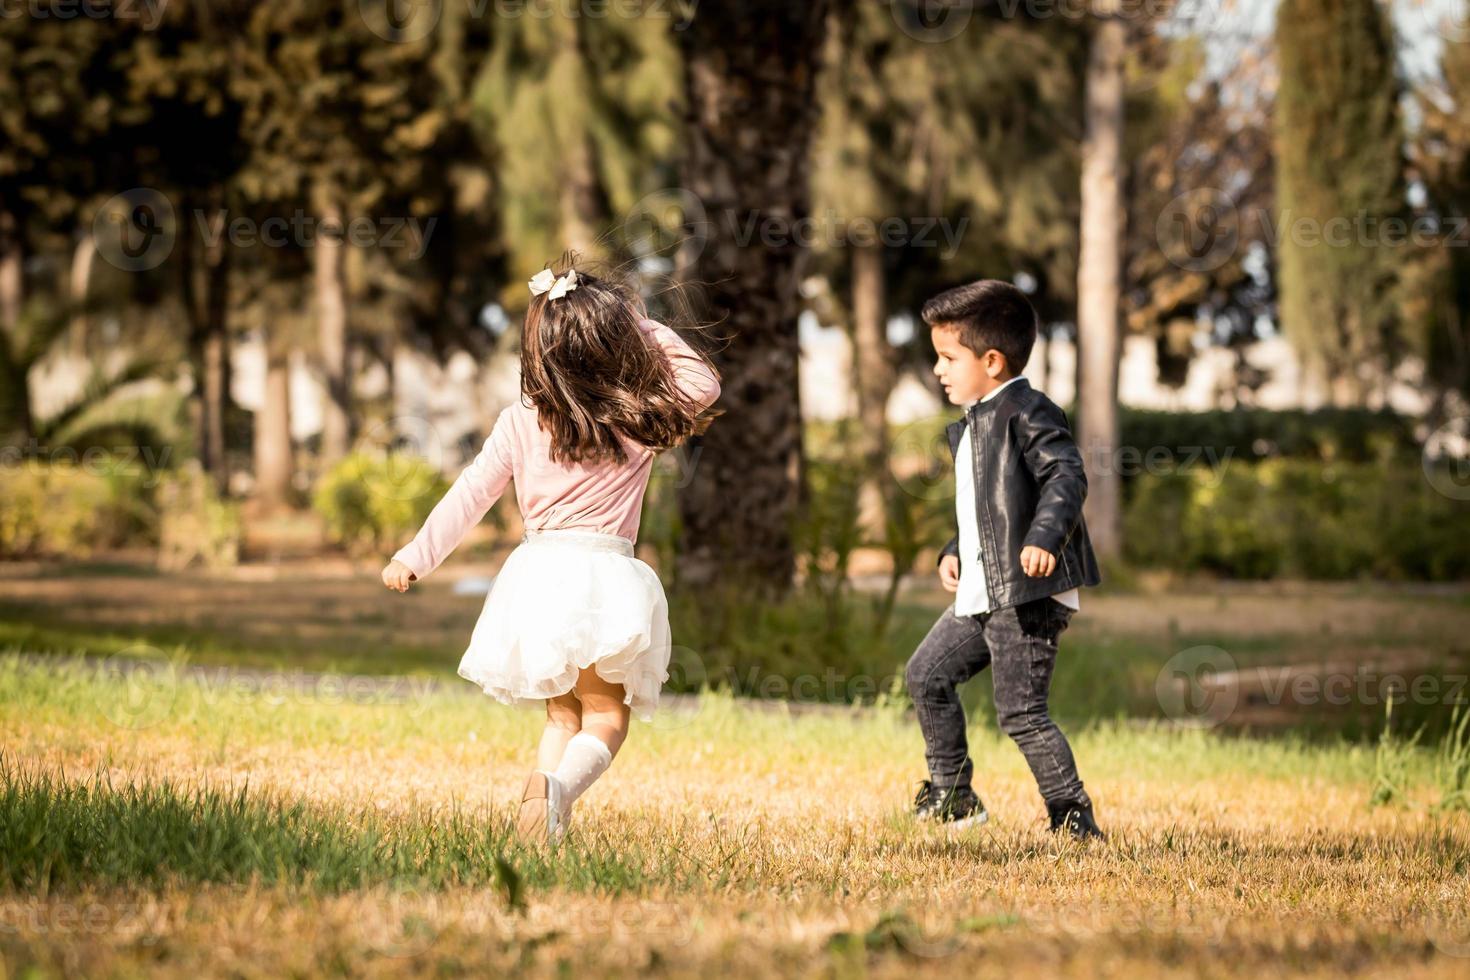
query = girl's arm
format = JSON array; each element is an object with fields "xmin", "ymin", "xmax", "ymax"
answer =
[
  {"xmin": 639, "ymin": 318, "xmax": 721, "ymax": 410},
  {"xmin": 390, "ymin": 406, "xmax": 516, "ymax": 581}
]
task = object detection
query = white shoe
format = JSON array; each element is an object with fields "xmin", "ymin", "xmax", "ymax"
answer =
[{"xmin": 517, "ymin": 770, "xmax": 565, "ymax": 843}]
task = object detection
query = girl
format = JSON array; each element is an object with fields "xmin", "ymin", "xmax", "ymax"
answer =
[{"xmin": 380, "ymin": 260, "xmax": 721, "ymax": 842}]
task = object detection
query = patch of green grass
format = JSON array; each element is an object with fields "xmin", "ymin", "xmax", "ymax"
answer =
[
  {"xmin": 0, "ymin": 754, "xmax": 657, "ymax": 897},
  {"xmin": 0, "ymin": 653, "xmax": 1443, "ymax": 791},
  {"xmin": 0, "ymin": 604, "xmax": 451, "ymax": 678}
]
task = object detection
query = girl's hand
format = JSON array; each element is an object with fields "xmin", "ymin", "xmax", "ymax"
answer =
[
  {"xmin": 382, "ymin": 559, "xmax": 418, "ymax": 592},
  {"xmin": 1020, "ymin": 545, "xmax": 1056, "ymax": 577},
  {"xmin": 938, "ymin": 555, "xmax": 960, "ymax": 593}
]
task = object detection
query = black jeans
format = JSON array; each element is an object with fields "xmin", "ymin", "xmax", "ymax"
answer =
[{"xmin": 905, "ymin": 598, "xmax": 1090, "ymax": 807}]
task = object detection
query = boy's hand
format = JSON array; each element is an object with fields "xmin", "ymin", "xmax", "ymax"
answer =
[
  {"xmin": 938, "ymin": 555, "xmax": 960, "ymax": 592},
  {"xmin": 1020, "ymin": 545, "xmax": 1056, "ymax": 578},
  {"xmin": 382, "ymin": 559, "xmax": 418, "ymax": 592}
]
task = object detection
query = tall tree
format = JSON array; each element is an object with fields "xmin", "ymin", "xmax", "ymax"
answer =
[
  {"xmin": 126, "ymin": 1, "xmax": 255, "ymax": 492},
  {"xmin": 1076, "ymin": 0, "xmax": 1128, "ymax": 559},
  {"xmin": 230, "ymin": 2, "xmax": 378, "ymax": 468},
  {"xmin": 471, "ymin": 6, "xmax": 679, "ymax": 297},
  {"xmin": 1125, "ymin": 37, "xmax": 1276, "ymax": 399},
  {"xmin": 232, "ymin": 0, "xmax": 494, "ymax": 473},
  {"xmin": 812, "ymin": 4, "xmax": 1085, "ymax": 537},
  {"xmin": 1407, "ymin": 29, "xmax": 1470, "ymax": 413},
  {"xmin": 675, "ymin": 1, "xmax": 833, "ymax": 594},
  {"xmin": 0, "ymin": 9, "xmax": 240, "ymax": 467},
  {"xmin": 1274, "ymin": 0, "xmax": 1406, "ymax": 404},
  {"xmin": 0, "ymin": 15, "xmax": 121, "ymax": 446}
]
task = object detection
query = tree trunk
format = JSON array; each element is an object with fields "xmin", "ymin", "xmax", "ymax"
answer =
[
  {"xmin": 182, "ymin": 194, "xmax": 233, "ymax": 496},
  {"xmin": 203, "ymin": 327, "xmax": 230, "ymax": 495},
  {"xmin": 254, "ymin": 335, "xmax": 294, "ymax": 510},
  {"xmin": 1076, "ymin": 4, "xmax": 1126, "ymax": 559},
  {"xmin": 69, "ymin": 229, "xmax": 94, "ymax": 357},
  {"xmin": 559, "ymin": 132, "xmax": 604, "ymax": 258},
  {"xmin": 674, "ymin": 0, "xmax": 831, "ymax": 595},
  {"xmin": 0, "ymin": 207, "xmax": 29, "ymax": 447},
  {"xmin": 850, "ymin": 241, "xmax": 894, "ymax": 539},
  {"xmin": 556, "ymin": 13, "xmax": 606, "ymax": 259},
  {"xmin": 314, "ymin": 181, "xmax": 351, "ymax": 466}
]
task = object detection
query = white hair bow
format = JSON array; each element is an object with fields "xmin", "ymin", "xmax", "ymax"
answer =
[{"xmin": 528, "ymin": 267, "xmax": 579, "ymax": 301}]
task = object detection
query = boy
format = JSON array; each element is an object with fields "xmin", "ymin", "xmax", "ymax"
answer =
[{"xmin": 904, "ymin": 279, "xmax": 1104, "ymax": 841}]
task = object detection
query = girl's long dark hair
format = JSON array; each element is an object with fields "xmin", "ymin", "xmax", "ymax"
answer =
[{"xmin": 519, "ymin": 256, "xmax": 723, "ymax": 466}]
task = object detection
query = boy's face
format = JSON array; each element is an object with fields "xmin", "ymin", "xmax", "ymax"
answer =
[{"xmin": 930, "ymin": 324, "xmax": 1011, "ymax": 405}]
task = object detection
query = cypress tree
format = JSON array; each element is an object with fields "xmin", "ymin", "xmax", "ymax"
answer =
[{"xmin": 1274, "ymin": 0, "xmax": 1407, "ymax": 403}]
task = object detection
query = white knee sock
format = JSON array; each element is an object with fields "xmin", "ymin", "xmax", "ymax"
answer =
[{"xmin": 550, "ymin": 732, "xmax": 613, "ymax": 812}]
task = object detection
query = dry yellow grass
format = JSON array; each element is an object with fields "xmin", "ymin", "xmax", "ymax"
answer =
[{"xmin": 3, "ymin": 657, "xmax": 1470, "ymax": 978}]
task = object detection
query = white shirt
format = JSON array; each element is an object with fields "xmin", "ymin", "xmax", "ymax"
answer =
[{"xmin": 953, "ymin": 376, "xmax": 1081, "ymax": 616}]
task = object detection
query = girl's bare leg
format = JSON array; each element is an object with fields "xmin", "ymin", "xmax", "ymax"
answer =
[
  {"xmin": 518, "ymin": 691, "xmax": 583, "ymax": 840},
  {"xmin": 573, "ymin": 665, "xmax": 630, "ymax": 757},
  {"xmin": 537, "ymin": 690, "xmax": 582, "ymax": 770},
  {"xmin": 520, "ymin": 668, "xmax": 630, "ymax": 840}
]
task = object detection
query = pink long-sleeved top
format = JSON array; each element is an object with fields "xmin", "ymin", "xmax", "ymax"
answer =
[{"xmin": 390, "ymin": 318, "xmax": 720, "ymax": 581}]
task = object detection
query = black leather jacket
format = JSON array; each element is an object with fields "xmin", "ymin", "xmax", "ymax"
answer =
[{"xmin": 937, "ymin": 377, "xmax": 1101, "ymax": 611}]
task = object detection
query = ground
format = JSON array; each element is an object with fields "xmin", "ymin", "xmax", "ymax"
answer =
[{"xmin": 2, "ymin": 562, "xmax": 1470, "ymax": 978}]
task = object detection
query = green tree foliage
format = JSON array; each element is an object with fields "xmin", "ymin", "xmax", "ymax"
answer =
[
  {"xmin": 470, "ymin": 5, "xmax": 680, "ymax": 300},
  {"xmin": 1124, "ymin": 38, "xmax": 1275, "ymax": 395},
  {"xmin": 1407, "ymin": 32, "xmax": 1470, "ymax": 407},
  {"xmin": 1274, "ymin": 0, "xmax": 1407, "ymax": 403},
  {"xmin": 813, "ymin": 5, "xmax": 1085, "ymax": 319}
]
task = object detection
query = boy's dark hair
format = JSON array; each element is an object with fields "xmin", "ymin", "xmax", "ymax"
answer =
[{"xmin": 921, "ymin": 279, "xmax": 1039, "ymax": 372}]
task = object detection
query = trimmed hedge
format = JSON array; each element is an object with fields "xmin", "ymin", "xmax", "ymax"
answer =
[
  {"xmin": 1114, "ymin": 406, "xmax": 1419, "ymax": 468},
  {"xmin": 1123, "ymin": 459, "xmax": 1470, "ymax": 580}
]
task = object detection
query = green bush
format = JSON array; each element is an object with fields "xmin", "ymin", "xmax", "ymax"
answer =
[
  {"xmin": 813, "ymin": 406, "xmax": 1420, "ymax": 472},
  {"xmin": 1124, "ymin": 459, "xmax": 1470, "ymax": 580},
  {"xmin": 312, "ymin": 452, "xmax": 452, "ymax": 557},
  {"xmin": 155, "ymin": 462, "xmax": 242, "ymax": 571},
  {"xmin": 1116, "ymin": 406, "xmax": 1418, "ymax": 467},
  {"xmin": 0, "ymin": 457, "xmax": 154, "ymax": 559}
]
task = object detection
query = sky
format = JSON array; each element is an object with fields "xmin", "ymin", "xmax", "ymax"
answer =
[{"xmin": 1180, "ymin": 0, "xmax": 1463, "ymax": 96}]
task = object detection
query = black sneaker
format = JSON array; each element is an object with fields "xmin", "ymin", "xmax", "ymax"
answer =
[
  {"xmin": 1047, "ymin": 800, "xmax": 1105, "ymax": 842},
  {"xmin": 913, "ymin": 780, "xmax": 989, "ymax": 829},
  {"xmin": 912, "ymin": 780, "xmax": 934, "ymax": 816}
]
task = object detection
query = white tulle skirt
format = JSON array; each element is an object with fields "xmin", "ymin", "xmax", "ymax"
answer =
[{"xmin": 456, "ymin": 528, "xmax": 671, "ymax": 721}]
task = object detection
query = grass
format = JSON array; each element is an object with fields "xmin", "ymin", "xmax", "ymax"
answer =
[
  {"xmin": 6, "ymin": 565, "xmax": 1470, "ymax": 737},
  {"xmin": 0, "ymin": 605, "xmax": 454, "ymax": 678},
  {"xmin": 4, "ymin": 654, "xmax": 1470, "ymax": 977},
  {"xmin": 5, "ymin": 569, "xmax": 1470, "ymax": 975},
  {"xmin": 0, "ymin": 758, "xmax": 657, "ymax": 897}
]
